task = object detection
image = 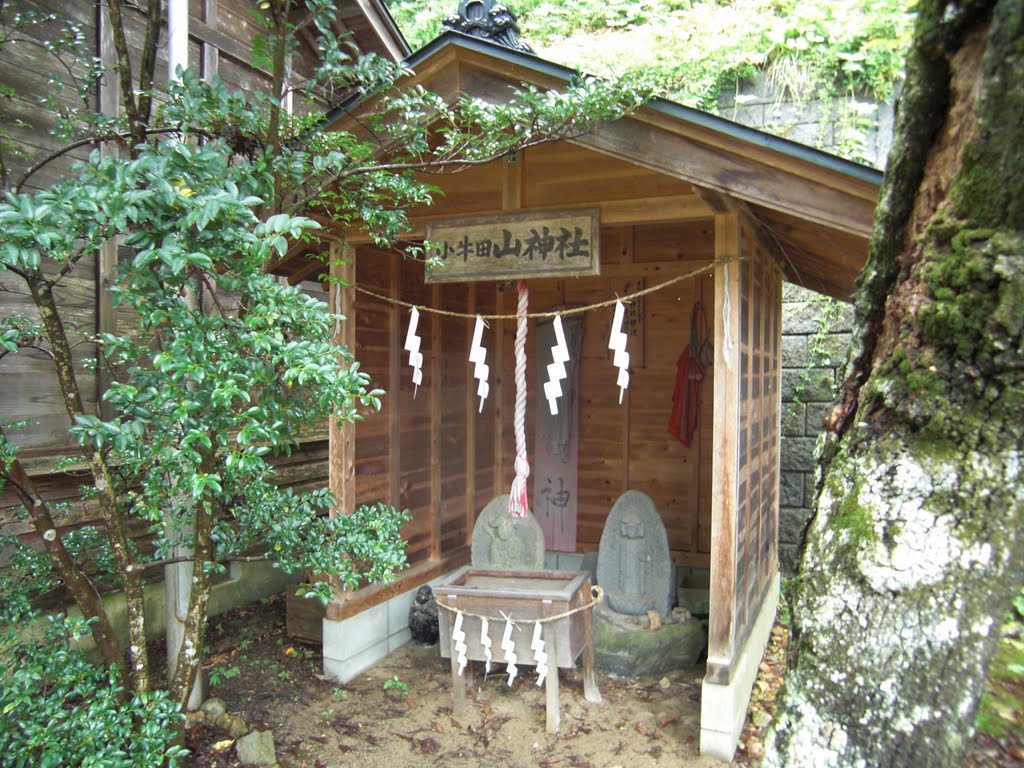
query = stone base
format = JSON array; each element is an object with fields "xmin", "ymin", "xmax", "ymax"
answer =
[
  {"xmin": 700, "ymin": 570, "xmax": 780, "ymax": 761},
  {"xmin": 593, "ymin": 603, "xmax": 706, "ymax": 678}
]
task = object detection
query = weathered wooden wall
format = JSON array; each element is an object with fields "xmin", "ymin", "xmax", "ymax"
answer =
[
  {"xmin": 706, "ymin": 209, "xmax": 782, "ymax": 682},
  {"xmin": 346, "ymin": 223, "xmax": 716, "ymax": 579},
  {"xmin": 0, "ymin": 0, "xmax": 389, "ymax": 537}
]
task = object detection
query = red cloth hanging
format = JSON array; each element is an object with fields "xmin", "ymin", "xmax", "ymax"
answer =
[
  {"xmin": 668, "ymin": 344, "xmax": 704, "ymax": 447},
  {"xmin": 669, "ymin": 301, "xmax": 711, "ymax": 446}
]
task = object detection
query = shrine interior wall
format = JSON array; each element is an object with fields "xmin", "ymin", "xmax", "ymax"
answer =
[{"xmin": 351, "ymin": 221, "xmax": 718, "ymax": 581}]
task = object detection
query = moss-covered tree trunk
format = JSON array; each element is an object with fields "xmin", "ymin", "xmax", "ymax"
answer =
[{"xmin": 765, "ymin": 1, "xmax": 1024, "ymax": 765}]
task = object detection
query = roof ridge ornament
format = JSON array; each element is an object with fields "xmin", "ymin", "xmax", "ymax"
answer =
[{"xmin": 442, "ymin": 0, "xmax": 534, "ymax": 54}]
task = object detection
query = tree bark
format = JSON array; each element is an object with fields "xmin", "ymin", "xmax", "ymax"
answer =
[
  {"xmin": 0, "ymin": 445, "xmax": 125, "ymax": 673},
  {"xmin": 765, "ymin": 1, "xmax": 1024, "ymax": 766},
  {"xmin": 28, "ymin": 278, "xmax": 151, "ymax": 694}
]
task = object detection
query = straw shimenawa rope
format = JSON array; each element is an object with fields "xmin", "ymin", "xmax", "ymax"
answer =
[
  {"xmin": 351, "ymin": 258, "xmax": 736, "ymax": 320},
  {"xmin": 435, "ymin": 585, "xmax": 604, "ymax": 625}
]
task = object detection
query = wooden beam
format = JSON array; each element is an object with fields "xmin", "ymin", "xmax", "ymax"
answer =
[
  {"xmin": 706, "ymin": 212, "xmax": 741, "ymax": 685},
  {"xmin": 287, "ymin": 255, "xmax": 327, "ymax": 285},
  {"xmin": 350, "ymin": 0, "xmax": 409, "ymax": 62},
  {"xmin": 189, "ymin": 18, "xmax": 266, "ymax": 73},
  {"xmin": 502, "ymin": 152, "xmax": 523, "ymax": 211},
  {"xmin": 576, "ymin": 116, "xmax": 875, "ymax": 238},
  {"xmin": 201, "ymin": 0, "xmax": 219, "ymax": 79},
  {"xmin": 693, "ymin": 185, "xmax": 733, "ymax": 214},
  {"xmin": 493, "ymin": 286, "xmax": 505, "ymax": 491},
  {"xmin": 341, "ymin": 194, "xmax": 714, "ymax": 245}
]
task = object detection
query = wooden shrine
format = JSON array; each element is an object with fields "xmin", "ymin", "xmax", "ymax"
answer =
[{"xmin": 271, "ymin": 31, "xmax": 881, "ymax": 762}]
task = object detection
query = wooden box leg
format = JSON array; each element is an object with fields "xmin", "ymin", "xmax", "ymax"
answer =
[
  {"xmin": 545, "ymin": 664, "xmax": 560, "ymax": 733},
  {"xmin": 451, "ymin": 655, "xmax": 467, "ymax": 718},
  {"xmin": 581, "ymin": 599, "xmax": 602, "ymax": 704},
  {"xmin": 546, "ymin": 629, "xmax": 560, "ymax": 734}
]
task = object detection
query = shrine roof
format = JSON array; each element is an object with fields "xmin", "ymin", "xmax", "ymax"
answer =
[{"xmin": 323, "ymin": 31, "xmax": 883, "ymax": 299}]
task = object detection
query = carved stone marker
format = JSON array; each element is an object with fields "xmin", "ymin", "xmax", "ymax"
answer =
[
  {"xmin": 471, "ymin": 495, "xmax": 546, "ymax": 569},
  {"xmin": 596, "ymin": 490, "xmax": 672, "ymax": 617}
]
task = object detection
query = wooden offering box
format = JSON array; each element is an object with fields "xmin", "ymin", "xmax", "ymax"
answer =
[{"xmin": 436, "ymin": 566, "xmax": 601, "ymax": 733}]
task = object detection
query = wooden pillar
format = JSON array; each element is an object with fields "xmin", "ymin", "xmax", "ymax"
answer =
[
  {"xmin": 329, "ymin": 242, "xmax": 356, "ymax": 522},
  {"xmin": 464, "ymin": 284, "xmax": 477, "ymax": 545},
  {"xmin": 706, "ymin": 212, "xmax": 741, "ymax": 684},
  {"xmin": 429, "ymin": 285, "xmax": 442, "ymax": 559},
  {"xmin": 493, "ymin": 287, "xmax": 505, "ymax": 490},
  {"xmin": 388, "ymin": 252, "xmax": 401, "ymax": 515}
]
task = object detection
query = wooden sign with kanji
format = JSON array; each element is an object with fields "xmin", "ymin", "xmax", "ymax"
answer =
[{"xmin": 424, "ymin": 208, "xmax": 600, "ymax": 283}]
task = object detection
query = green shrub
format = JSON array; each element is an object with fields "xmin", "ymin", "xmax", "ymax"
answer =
[{"xmin": 0, "ymin": 615, "xmax": 186, "ymax": 768}]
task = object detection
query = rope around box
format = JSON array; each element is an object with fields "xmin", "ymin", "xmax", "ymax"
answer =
[{"xmin": 436, "ymin": 585, "xmax": 604, "ymax": 686}]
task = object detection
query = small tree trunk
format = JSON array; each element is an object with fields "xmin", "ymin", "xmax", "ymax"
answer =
[
  {"xmin": 168, "ymin": 452, "xmax": 217, "ymax": 709},
  {"xmin": 765, "ymin": 1, "xmax": 1024, "ymax": 765},
  {"xmin": 2, "ymin": 449, "xmax": 125, "ymax": 672},
  {"xmin": 29, "ymin": 278, "xmax": 152, "ymax": 694}
]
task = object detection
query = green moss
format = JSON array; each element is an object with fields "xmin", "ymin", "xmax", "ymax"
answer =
[
  {"xmin": 592, "ymin": 610, "xmax": 706, "ymax": 676},
  {"xmin": 920, "ymin": 230, "xmax": 1024, "ymax": 377},
  {"xmin": 821, "ymin": 465, "xmax": 877, "ymax": 565}
]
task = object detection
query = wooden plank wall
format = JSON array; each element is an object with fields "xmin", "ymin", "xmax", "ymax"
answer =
[
  {"xmin": 0, "ymin": 0, "xmax": 331, "ymax": 536},
  {"xmin": 705, "ymin": 210, "xmax": 782, "ymax": 681},
  {"xmin": 349, "ymin": 222, "xmax": 716, "ymax": 582},
  {"xmin": 730, "ymin": 216, "xmax": 782, "ymax": 658}
]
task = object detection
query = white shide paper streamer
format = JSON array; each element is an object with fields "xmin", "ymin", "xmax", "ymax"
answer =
[
  {"xmin": 543, "ymin": 314, "xmax": 570, "ymax": 416},
  {"xmin": 404, "ymin": 306, "xmax": 423, "ymax": 397},
  {"xmin": 531, "ymin": 621, "xmax": 548, "ymax": 687},
  {"xmin": 469, "ymin": 315, "xmax": 490, "ymax": 412},
  {"xmin": 480, "ymin": 617, "xmax": 492, "ymax": 673},
  {"xmin": 607, "ymin": 300, "xmax": 630, "ymax": 404},
  {"xmin": 501, "ymin": 616, "xmax": 518, "ymax": 686},
  {"xmin": 452, "ymin": 609, "xmax": 467, "ymax": 676}
]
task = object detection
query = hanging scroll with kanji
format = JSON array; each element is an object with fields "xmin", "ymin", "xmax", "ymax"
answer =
[{"xmin": 424, "ymin": 208, "xmax": 600, "ymax": 283}]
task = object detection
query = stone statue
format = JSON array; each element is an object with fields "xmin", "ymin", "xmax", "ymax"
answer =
[
  {"xmin": 408, "ymin": 585, "xmax": 439, "ymax": 646},
  {"xmin": 471, "ymin": 494, "xmax": 545, "ymax": 569},
  {"xmin": 596, "ymin": 490, "xmax": 672, "ymax": 617}
]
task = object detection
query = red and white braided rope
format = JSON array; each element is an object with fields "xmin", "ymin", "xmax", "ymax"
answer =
[{"xmin": 508, "ymin": 279, "xmax": 530, "ymax": 518}]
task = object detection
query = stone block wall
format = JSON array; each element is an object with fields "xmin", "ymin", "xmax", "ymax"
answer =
[
  {"xmin": 778, "ymin": 284, "xmax": 855, "ymax": 572},
  {"xmin": 716, "ymin": 74, "xmax": 895, "ymax": 169},
  {"xmin": 712, "ymin": 76, "xmax": 888, "ymax": 573}
]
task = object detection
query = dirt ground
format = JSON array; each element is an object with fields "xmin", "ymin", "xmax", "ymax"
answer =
[
  {"xmin": 181, "ymin": 592, "xmax": 1018, "ymax": 767},
  {"xmin": 185, "ymin": 594, "xmax": 733, "ymax": 767}
]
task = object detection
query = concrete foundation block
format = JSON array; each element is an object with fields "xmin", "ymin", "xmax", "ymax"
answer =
[
  {"xmin": 323, "ymin": 637, "xmax": 389, "ymax": 684},
  {"xmin": 322, "ymin": 602, "xmax": 388, "ymax": 660},
  {"xmin": 700, "ymin": 570, "xmax": 780, "ymax": 761},
  {"xmin": 388, "ymin": 627, "xmax": 412, "ymax": 652},
  {"xmin": 387, "ymin": 586, "xmax": 416, "ymax": 634},
  {"xmin": 322, "ymin": 565, "xmax": 465, "ymax": 685}
]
